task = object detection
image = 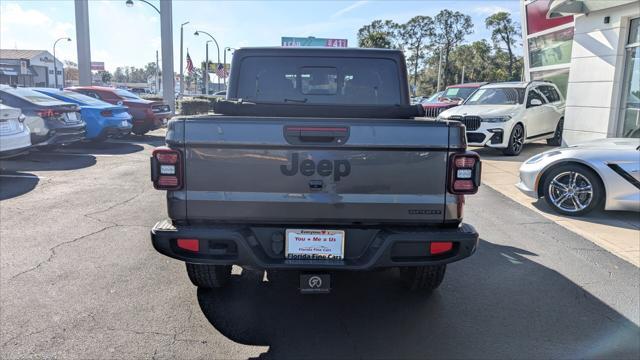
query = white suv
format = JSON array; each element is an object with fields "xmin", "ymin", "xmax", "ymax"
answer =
[{"xmin": 437, "ymin": 81, "xmax": 565, "ymax": 155}]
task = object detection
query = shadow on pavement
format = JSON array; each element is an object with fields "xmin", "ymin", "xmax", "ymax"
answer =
[
  {"xmin": 60, "ymin": 140, "xmax": 145, "ymax": 155},
  {"xmin": 120, "ymin": 133, "xmax": 166, "ymax": 147},
  {"xmin": 197, "ymin": 240, "xmax": 640, "ymax": 359},
  {"xmin": 0, "ymin": 171, "xmax": 39, "ymax": 200},
  {"xmin": 532, "ymin": 199, "xmax": 640, "ymax": 231},
  {"xmin": 0, "ymin": 151, "xmax": 96, "ymax": 172}
]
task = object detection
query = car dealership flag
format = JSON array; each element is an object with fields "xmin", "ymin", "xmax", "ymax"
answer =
[
  {"xmin": 186, "ymin": 52, "xmax": 194, "ymax": 75},
  {"xmin": 216, "ymin": 63, "xmax": 228, "ymax": 78}
]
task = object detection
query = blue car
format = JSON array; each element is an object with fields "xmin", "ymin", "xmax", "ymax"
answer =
[{"xmin": 33, "ymin": 88, "xmax": 133, "ymax": 141}]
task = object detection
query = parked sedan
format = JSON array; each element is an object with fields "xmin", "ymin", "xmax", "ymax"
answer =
[
  {"xmin": 517, "ymin": 138, "xmax": 640, "ymax": 216},
  {"xmin": 0, "ymin": 85, "xmax": 85, "ymax": 148},
  {"xmin": 66, "ymin": 86, "xmax": 172, "ymax": 135},
  {"xmin": 33, "ymin": 88, "xmax": 132, "ymax": 141},
  {"xmin": 0, "ymin": 104, "xmax": 31, "ymax": 158}
]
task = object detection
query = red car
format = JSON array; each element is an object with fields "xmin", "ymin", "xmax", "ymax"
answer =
[
  {"xmin": 422, "ymin": 82, "xmax": 486, "ymax": 119},
  {"xmin": 66, "ymin": 86, "xmax": 172, "ymax": 135}
]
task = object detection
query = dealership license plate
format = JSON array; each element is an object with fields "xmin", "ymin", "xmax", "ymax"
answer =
[{"xmin": 285, "ymin": 229, "xmax": 345, "ymax": 260}]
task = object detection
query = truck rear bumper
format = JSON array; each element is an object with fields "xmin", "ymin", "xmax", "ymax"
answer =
[{"xmin": 151, "ymin": 220, "xmax": 479, "ymax": 270}]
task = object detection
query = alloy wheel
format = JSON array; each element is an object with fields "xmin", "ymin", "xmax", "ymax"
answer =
[
  {"xmin": 548, "ymin": 171, "xmax": 594, "ymax": 212},
  {"xmin": 511, "ymin": 126, "xmax": 524, "ymax": 153}
]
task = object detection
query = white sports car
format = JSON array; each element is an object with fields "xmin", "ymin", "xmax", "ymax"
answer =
[{"xmin": 517, "ymin": 138, "xmax": 640, "ymax": 216}]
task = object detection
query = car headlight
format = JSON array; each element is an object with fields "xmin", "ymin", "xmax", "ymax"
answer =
[
  {"xmin": 525, "ymin": 151, "xmax": 562, "ymax": 164},
  {"xmin": 482, "ymin": 115, "xmax": 511, "ymax": 123}
]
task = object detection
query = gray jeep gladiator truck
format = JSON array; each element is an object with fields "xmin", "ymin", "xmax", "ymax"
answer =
[{"xmin": 151, "ymin": 47, "xmax": 481, "ymax": 294}]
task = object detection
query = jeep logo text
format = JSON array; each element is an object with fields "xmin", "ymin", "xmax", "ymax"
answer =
[{"xmin": 281, "ymin": 153, "xmax": 351, "ymax": 181}]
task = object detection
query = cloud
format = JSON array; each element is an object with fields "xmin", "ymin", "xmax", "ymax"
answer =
[
  {"xmin": 474, "ymin": 5, "xmax": 510, "ymax": 16},
  {"xmin": 331, "ymin": 0, "xmax": 369, "ymax": 18}
]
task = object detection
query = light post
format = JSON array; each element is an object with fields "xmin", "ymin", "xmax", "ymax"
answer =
[
  {"xmin": 179, "ymin": 21, "xmax": 189, "ymax": 97},
  {"xmin": 125, "ymin": 0, "xmax": 175, "ymax": 113},
  {"xmin": 125, "ymin": 0, "xmax": 159, "ymax": 14},
  {"xmin": 223, "ymin": 47, "xmax": 236, "ymax": 89},
  {"xmin": 194, "ymin": 30, "xmax": 220, "ymax": 92},
  {"xmin": 53, "ymin": 37, "xmax": 71, "ymax": 88},
  {"xmin": 204, "ymin": 40, "xmax": 212, "ymax": 94}
]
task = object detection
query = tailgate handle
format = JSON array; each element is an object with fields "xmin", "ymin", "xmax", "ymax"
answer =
[{"xmin": 284, "ymin": 126, "xmax": 349, "ymax": 145}]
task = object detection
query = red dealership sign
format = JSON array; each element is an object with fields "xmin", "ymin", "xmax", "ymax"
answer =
[{"xmin": 526, "ymin": 0, "xmax": 573, "ymax": 35}]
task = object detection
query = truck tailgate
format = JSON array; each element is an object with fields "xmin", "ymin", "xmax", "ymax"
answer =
[{"xmin": 175, "ymin": 117, "xmax": 462, "ymax": 225}]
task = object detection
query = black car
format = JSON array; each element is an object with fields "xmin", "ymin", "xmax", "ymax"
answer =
[{"xmin": 0, "ymin": 85, "xmax": 86, "ymax": 147}]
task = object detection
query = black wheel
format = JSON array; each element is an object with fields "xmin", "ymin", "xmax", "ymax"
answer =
[
  {"xmin": 542, "ymin": 164, "xmax": 603, "ymax": 216},
  {"xmin": 502, "ymin": 123, "xmax": 525, "ymax": 156},
  {"xmin": 547, "ymin": 118, "xmax": 563, "ymax": 146},
  {"xmin": 131, "ymin": 125, "xmax": 148, "ymax": 136},
  {"xmin": 399, "ymin": 265, "xmax": 446, "ymax": 292},
  {"xmin": 185, "ymin": 263, "xmax": 231, "ymax": 289}
]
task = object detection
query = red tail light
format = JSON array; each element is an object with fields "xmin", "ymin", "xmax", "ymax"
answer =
[
  {"xmin": 100, "ymin": 110, "xmax": 113, "ymax": 117},
  {"xmin": 37, "ymin": 109, "xmax": 62, "ymax": 118},
  {"xmin": 430, "ymin": 242, "xmax": 453, "ymax": 255},
  {"xmin": 151, "ymin": 147, "xmax": 182, "ymax": 190},
  {"xmin": 177, "ymin": 238, "xmax": 199, "ymax": 252},
  {"xmin": 449, "ymin": 152, "xmax": 481, "ymax": 194}
]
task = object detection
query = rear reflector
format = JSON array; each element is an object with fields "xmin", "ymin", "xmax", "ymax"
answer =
[
  {"xmin": 453, "ymin": 180, "xmax": 475, "ymax": 191},
  {"xmin": 430, "ymin": 242, "xmax": 453, "ymax": 255},
  {"xmin": 455, "ymin": 156, "xmax": 476, "ymax": 168},
  {"xmin": 177, "ymin": 238, "xmax": 199, "ymax": 252},
  {"xmin": 158, "ymin": 176, "xmax": 178, "ymax": 187}
]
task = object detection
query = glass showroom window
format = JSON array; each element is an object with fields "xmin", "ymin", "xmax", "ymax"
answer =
[
  {"xmin": 531, "ymin": 67, "xmax": 570, "ymax": 98},
  {"xmin": 619, "ymin": 18, "xmax": 640, "ymax": 138},
  {"xmin": 528, "ymin": 27, "xmax": 574, "ymax": 68}
]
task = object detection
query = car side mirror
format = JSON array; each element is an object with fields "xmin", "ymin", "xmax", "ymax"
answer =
[{"xmin": 529, "ymin": 98, "xmax": 542, "ymax": 107}]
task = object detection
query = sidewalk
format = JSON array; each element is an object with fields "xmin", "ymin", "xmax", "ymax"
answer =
[{"xmin": 474, "ymin": 143, "xmax": 640, "ymax": 267}]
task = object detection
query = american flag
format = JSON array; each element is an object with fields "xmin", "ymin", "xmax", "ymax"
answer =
[
  {"xmin": 216, "ymin": 63, "xmax": 228, "ymax": 78},
  {"xmin": 186, "ymin": 52, "xmax": 194, "ymax": 74}
]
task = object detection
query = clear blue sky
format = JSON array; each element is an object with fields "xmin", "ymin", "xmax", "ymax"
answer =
[{"xmin": 1, "ymin": 0, "xmax": 522, "ymax": 72}]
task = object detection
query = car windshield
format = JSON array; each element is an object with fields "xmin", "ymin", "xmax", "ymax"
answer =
[
  {"xmin": 464, "ymin": 87, "xmax": 525, "ymax": 105},
  {"xmin": 2, "ymin": 87, "xmax": 67, "ymax": 105},
  {"xmin": 59, "ymin": 91, "xmax": 111, "ymax": 106},
  {"xmin": 421, "ymin": 92, "xmax": 443, "ymax": 104},
  {"xmin": 443, "ymin": 87, "xmax": 477, "ymax": 100},
  {"xmin": 113, "ymin": 89, "xmax": 141, "ymax": 100}
]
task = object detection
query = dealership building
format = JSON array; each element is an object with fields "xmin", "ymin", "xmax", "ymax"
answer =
[
  {"xmin": 0, "ymin": 49, "xmax": 65, "ymax": 88},
  {"xmin": 522, "ymin": 0, "xmax": 639, "ymax": 143}
]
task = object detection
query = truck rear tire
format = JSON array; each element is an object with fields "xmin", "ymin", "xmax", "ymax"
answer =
[
  {"xmin": 185, "ymin": 263, "xmax": 231, "ymax": 289},
  {"xmin": 399, "ymin": 265, "xmax": 446, "ymax": 292}
]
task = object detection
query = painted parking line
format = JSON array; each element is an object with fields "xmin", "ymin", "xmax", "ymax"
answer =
[{"xmin": 0, "ymin": 174, "xmax": 48, "ymax": 179}]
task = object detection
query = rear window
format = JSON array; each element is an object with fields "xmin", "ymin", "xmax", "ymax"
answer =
[
  {"xmin": 59, "ymin": 90, "xmax": 110, "ymax": 106},
  {"xmin": 236, "ymin": 56, "xmax": 401, "ymax": 105},
  {"xmin": 1, "ymin": 87, "xmax": 66, "ymax": 105}
]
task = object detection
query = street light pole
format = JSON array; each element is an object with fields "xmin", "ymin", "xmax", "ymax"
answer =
[
  {"xmin": 194, "ymin": 30, "xmax": 220, "ymax": 92},
  {"xmin": 125, "ymin": 0, "xmax": 175, "ymax": 112},
  {"xmin": 53, "ymin": 37, "xmax": 71, "ymax": 88},
  {"xmin": 179, "ymin": 21, "xmax": 189, "ymax": 97},
  {"xmin": 223, "ymin": 47, "xmax": 235, "ymax": 89},
  {"xmin": 204, "ymin": 41, "xmax": 211, "ymax": 95}
]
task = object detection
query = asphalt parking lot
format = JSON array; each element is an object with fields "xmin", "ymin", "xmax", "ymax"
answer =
[{"xmin": 1, "ymin": 130, "xmax": 639, "ymax": 359}]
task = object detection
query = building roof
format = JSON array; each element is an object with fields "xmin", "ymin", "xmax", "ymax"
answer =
[{"xmin": 0, "ymin": 49, "xmax": 48, "ymax": 60}]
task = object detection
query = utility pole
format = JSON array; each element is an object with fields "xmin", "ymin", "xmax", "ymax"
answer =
[
  {"xmin": 74, "ymin": 0, "xmax": 91, "ymax": 86},
  {"xmin": 436, "ymin": 47, "xmax": 443, "ymax": 92},
  {"xmin": 179, "ymin": 21, "xmax": 189, "ymax": 97},
  {"xmin": 155, "ymin": 50, "xmax": 159, "ymax": 94},
  {"xmin": 461, "ymin": 65, "xmax": 465, "ymax": 84},
  {"xmin": 159, "ymin": 1, "xmax": 175, "ymax": 112},
  {"xmin": 204, "ymin": 41, "xmax": 210, "ymax": 95}
]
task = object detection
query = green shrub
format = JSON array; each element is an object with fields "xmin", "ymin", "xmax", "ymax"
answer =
[{"xmin": 179, "ymin": 99, "xmax": 210, "ymax": 115}]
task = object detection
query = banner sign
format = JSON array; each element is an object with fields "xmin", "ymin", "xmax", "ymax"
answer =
[
  {"xmin": 91, "ymin": 62, "xmax": 105, "ymax": 71},
  {"xmin": 281, "ymin": 37, "xmax": 348, "ymax": 48}
]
